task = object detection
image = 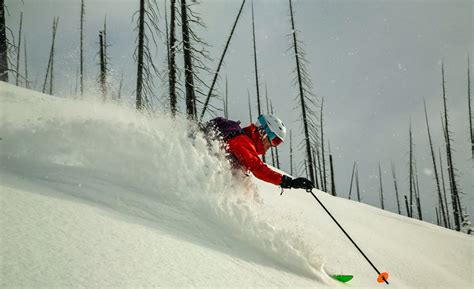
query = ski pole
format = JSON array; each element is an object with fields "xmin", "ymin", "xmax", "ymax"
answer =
[{"xmin": 307, "ymin": 188, "xmax": 390, "ymax": 284}]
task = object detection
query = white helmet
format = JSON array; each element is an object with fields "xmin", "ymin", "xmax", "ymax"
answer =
[{"xmin": 255, "ymin": 114, "xmax": 287, "ymax": 146}]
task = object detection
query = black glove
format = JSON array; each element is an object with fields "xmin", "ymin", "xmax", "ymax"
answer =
[{"xmin": 280, "ymin": 175, "xmax": 314, "ymax": 190}]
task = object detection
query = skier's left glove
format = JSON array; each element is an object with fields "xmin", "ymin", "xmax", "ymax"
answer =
[{"xmin": 280, "ymin": 175, "xmax": 314, "ymax": 190}]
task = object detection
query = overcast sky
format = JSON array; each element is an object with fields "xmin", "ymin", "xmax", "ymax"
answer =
[{"xmin": 5, "ymin": 0, "xmax": 472, "ymax": 225}]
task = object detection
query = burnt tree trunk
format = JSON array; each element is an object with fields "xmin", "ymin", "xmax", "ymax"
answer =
[
  {"xmin": 441, "ymin": 62, "xmax": 461, "ymax": 231},
  {"xmin": 136, "ymin": 0, "xmax": 145, "ymax": 110},
  {"xmin": 289, "ymin": 0, "xmax": 315, "ymax": 183},
  {"xmin": 330, "ymin": 154, "xmax": 336, "ymax": 196},
  {"xmin": 378, "ymin": 163, "xmax": 385, "ymax": 210},
  {"xmin": 424, "ymin": 99, "xmax": 447, "ymax": 226},
  {"xmin": 181, "ymin": 0, "xmax": 196, "ymax": 119},
  {"xmin": 168, "ymin": 0, "xmax": 177, "ymax": 115},
  {"xmin": 80, "ymin": 0, "xmax": 85, "ymax": 96},
  {"xmin": 99, "ymin": 31, "xmax": 106, "ymax": 100},
  {"xmin": 391, "ymin": 162, "xmax": 401, "ymax": 214},
  {"xmin": 15, "ymin": 12, "xmax": 22, "ymax": 86}
]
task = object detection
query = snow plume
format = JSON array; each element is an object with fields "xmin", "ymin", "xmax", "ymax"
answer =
[{"xmin": 0, "ymin": 83, "xmax": 329, "ymax": 282}]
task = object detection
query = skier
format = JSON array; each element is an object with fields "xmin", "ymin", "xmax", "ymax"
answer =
[{"xmin": 205, "ymin": 114, "xmax": 314, "ymax": 191}]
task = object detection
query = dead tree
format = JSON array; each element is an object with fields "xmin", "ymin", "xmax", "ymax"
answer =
[
  {"xmin": 414, "ymin": 160, "xmax": 423, "ymax": 220},
  {"xmin": 316, "ymin": 145, "xmax": 323, "ymax": 190},
  {"xmin": 181, "ymin": 0, "xmax": 196, "ymax": 118},
  {"xmin": 0, "ymin": 0, "xmax": 9, "ymax": 82},
  {"xmin": 404, "ymin": 195, "xmax": 409, "ymax": 216},
  {"xmin": 80, "ymin": 0, "xmax": 85, "ymax": 96},
  {"xmin": 355, "ymin": 163, "xmax": 361, "ymax": 202},
  {"xmin": 15, "ymin": 12, "xmax": 22, "ymax": 86},
  {"xmin": 251, "ymin": 1, "xmax": 265, "ymax": 161},
  {"xmin": 330, "ymin": 154, "xmax": 336, "ymax": 196},
  {"xmin": 117, "ymin": 72, "xmax": 124, "ymax": 100},
  {"xmin": 136, "ymin": 0, "xmax": 146, "ymax": 109},
  {"xmin": 439, "ymin": 148, "xmax": 451, "ymax": 228},
  {"xmin": 378, "ymin": 163, "xmax": 385, "ymax": 210},
  {"xmin": 312, "ymin": 148, "xmax": 319, "ymax": 189},
  {"xmin": 166, "ymin": 0, "xmax": 177, "ymax": 116},
  {"xmin": 348, "ymin": 161, "xmax": 356, "ymax": 200},
  {"xmin": 288, "ymin": 0, "xmax": 319, "ymax": 184},
  {"xmin": 99, "ymin": 31, "xmax": 106, "ymax": 100},
  {"xmin": 265, "ymin": 84, "xmax": 275, "ymax": 166},
  {"xmin": 441, "ymin": 62, "xmax": 461, "ymax": 231},
  {"xmin": 42, "ymin": 17, "xmax": 59, "ymax": 95},
  {"xmin": 468, "ymin": 56, "xmax": 473, "ymax": 159},
  {"xmin": 320, "ymin": 99, "xmax": 327, "ymax": 191},
  {"xmin": 200, "ymin": 0, "xmax": 246, "ymax": 120},
  {"xmin": 424, "ymin": 99, "xmax": 447, "ymax": 226},
  {"xmin": 247, "ymin": 89, "xmax": 253, "ymax": 123},
  {"xmin": 408, "ymin": 122, "xmax": 414, "ymax": 218},
  {"xmin": 390, "ymin": 162, "xmax": 401, "ymax": 214},
  {"xmin": 181, "ymin": 0, "xmax": 213, "ymax": 119},
  {"xmin": 134, "ymin": 0, "xmax": 160, "ymax": 111},
  {"xmin": 251, "ymin": 0, "xmax": 262, "ymax": 117}
]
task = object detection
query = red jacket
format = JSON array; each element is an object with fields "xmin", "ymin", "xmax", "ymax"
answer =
[{"xmin": 226, "ymin": 124, "xmax": 283, "ymax": 186}]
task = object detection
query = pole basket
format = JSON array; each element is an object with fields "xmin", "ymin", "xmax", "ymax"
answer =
[{"xmin": 377, "ymin": 272, "xmax": 389, "ymax": 284}]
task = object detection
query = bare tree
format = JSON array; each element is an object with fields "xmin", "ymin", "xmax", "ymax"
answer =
[
  {"xmin": 0, "ymin": 0, "xmax": 10, "ymax": 82},
  {"xmin": 99, "ymin": 31, "xmax": 106, "ymax": 100},
  {"xmin": 390, "ymin": 162, "xmax": 401, "ymax": 214},
  {"xmin": 265, "ymin": 84, "xmax": 275, "ymax": 166},
  {"xmin": 355, "ymin": 163, "xmax": 361, "ymax": 202},
  {"xmin": 468, "ymin": 56, "xmax": 473, "ymax": 159},
  {"xmin": 424, "ymin": 99, "xmax": 447, "ymax": 227},
  {"xmin": 312, "ymin": 148, "xmax": 319, "ymax": 189},
  {"xmin": 80, "ymin": 0, "xmax": 85, "ymax": 96},
  {"xmin": 15, "ymin": 12, "xmax": 22, "ymax": 86},
  {"xmin": 414, "ymin": 160, "xmax": 423, "ymax": 220},
  {"xmin": 348, "ymin": 161, "xmax": 356, "ymax": 200},
  {"xmin": 330, "ymin": 154, "xmax": 336, "ymax": 196},
  {"xmin": 320, "ymin": 99, "xmax": 327, "ymax": 191},
  {"xmin": 42, "ymin": 17, "xmax": 59, "ymax": 95},
  {"xmin": 166, "ymin": 0, "xmax": 178, "ymax": 116},
  {"xmin": 378, "ymin": 163, "xmax": 384, "ymax": 210},
  {"xmin": 181, "ymin": 0, "xmax": 196, "ymax": 118},
  {"xmin": 247, "ymin": 89, "xmax": 253, "ymax": 123},
  {"xmin": 438, "ymin": 148, "xmax": 451, "ymax": 228},
  {"xmin": 441, "ymin": 62, "xmax": 461, "ymax": 231},
  {"xmin": 135, "ymin": 0, "xmax": 160, "ymax": 111},
  {"xmin": 408, "ymin": 121, "xmax": 414, "ymax": 218},
  {"xmin": 288, "ymin": 0, "xmax": 319, "ymax": 185},
  {"xmin": 180, "ymin": 0, "xmax": 213, "ymax": 119}
]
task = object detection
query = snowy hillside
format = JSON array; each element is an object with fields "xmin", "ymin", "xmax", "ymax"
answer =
[{"xmin": 1, "ymin": 82, "xmax": 472, "ymax": 288}]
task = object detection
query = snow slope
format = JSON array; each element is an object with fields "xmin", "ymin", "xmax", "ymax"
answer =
[{"xmin": 1, "ymin": 82, "xmax": 472, "ymax": 288}]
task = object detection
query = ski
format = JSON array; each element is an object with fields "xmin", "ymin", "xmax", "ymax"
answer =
[{"xmin": 331, "ymin": 275, "xmax": 353, "ymax": 283}]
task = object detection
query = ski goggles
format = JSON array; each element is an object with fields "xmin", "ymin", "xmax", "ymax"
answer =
[{"xmin": 258, "ymin": 116, "xmax": 283, "ymax": 147}]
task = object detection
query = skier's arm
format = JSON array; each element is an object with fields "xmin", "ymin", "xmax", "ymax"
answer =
[{"xmin": 227, "ymin": 136, "xmax": 282, "ymax": 186}]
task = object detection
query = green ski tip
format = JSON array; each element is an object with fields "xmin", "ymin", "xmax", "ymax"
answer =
[{"xmin": 331, "ymin": 275, "xmax": 353, "ymax": 283}]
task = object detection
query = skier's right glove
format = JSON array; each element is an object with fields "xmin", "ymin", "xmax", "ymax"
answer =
[{"xmin": 280, "ymin": 175, "xmax": 314, "ymax": 191}]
